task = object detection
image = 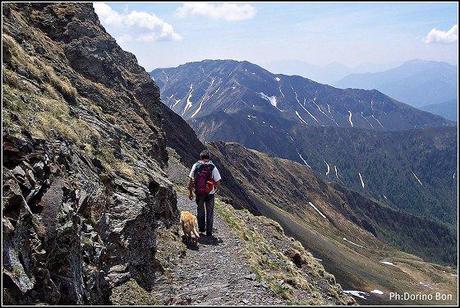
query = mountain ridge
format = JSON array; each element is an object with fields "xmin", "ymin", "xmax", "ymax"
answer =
[
  {"xmin": 151, "ymin": 59, "xmax": 453, "ymax": 131},
  {"xmin": 420, "ymin": 99, "xmax": 457, "ymax": 122}
]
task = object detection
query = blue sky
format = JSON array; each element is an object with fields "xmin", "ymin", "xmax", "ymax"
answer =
[{"xmin": 94, "ymin": 2, "xmax": 458, "ymax": 72}]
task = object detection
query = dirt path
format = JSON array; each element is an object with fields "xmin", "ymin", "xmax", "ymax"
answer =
[{"xmin": 153, "ymin": 194, "xmax": 285, "ymax": 305}]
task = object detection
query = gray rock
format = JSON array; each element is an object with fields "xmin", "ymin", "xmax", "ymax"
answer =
[{"xmin": 244, "ymin": 273, "xmax": 257, "ymax": 281}]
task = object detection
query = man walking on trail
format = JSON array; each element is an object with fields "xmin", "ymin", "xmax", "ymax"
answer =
[{"xmin": 188, "ymin": 150, "xmax": 221, "ymax": 237}]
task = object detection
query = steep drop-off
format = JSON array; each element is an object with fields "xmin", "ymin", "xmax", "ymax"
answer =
[{"xmin": 208, "ymin": 142, "xmax": 457, "ymax": 304}]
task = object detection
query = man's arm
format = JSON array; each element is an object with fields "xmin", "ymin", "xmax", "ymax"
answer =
[
  {"xmin": 188, "ymin": 178, "xmax": 194, "ymax": 200},
  {"xmin": 214, "ymin": 180, "xmax": 221, "ymax": 192},
  {"xmin": 188, "ymin": 163, "xmax": 196, "ymax": 200},
  {"xmin": 212, "ymin": 166, "xmax": 222, "ymax": 193}
]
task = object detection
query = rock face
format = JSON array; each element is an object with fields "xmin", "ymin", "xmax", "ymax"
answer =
[{"xmin": 3, "ymin": 3, "xmax": 177, "ymax": 304}]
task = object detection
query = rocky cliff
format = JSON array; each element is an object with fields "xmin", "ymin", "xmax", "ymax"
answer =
[{"xmin": 3, "ymin": 3, "xmax": 179, "ymax": 304}]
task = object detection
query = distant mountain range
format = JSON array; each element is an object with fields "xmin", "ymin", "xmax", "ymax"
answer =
[
  {"xmin": 264, "ymin": 60, "xmax": 399, "ymax": 85},
  {"xmin": 151, "ymin": 59, "xmax": 452, "ymax": 131},
  {"xmin": 335, "ymin": 60, "xmax": 457, "ymax": 109},
  {"xmin": 150, "ymin": 59, "xmax": 457, "ymax": 229}
]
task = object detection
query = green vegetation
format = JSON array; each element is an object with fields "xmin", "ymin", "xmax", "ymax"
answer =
[
  {"xmin": 215, "ymin": 199, "xmax": 344, "ymax": 305},
  {"xmin": 3, "ymin": 32, "xmax": 150, "ymax": 183},
  {"xmin": 3, "ymin": 84, "xmax": 94, "ymax": 142},
  {"xmin": 110, "ymin": 279, "xmax": 158, "ymax": 305},
  {"xmin": 3, "ymin": 33, "xmax": 77, "ymax": 100}
]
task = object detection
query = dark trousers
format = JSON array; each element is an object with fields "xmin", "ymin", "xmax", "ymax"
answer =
[{"xmin": 196, "ymin": 193, "xmax": 215, "ymax": 234}]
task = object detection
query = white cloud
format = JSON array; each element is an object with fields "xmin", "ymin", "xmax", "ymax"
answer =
[
  {"xmin": 424, "ymin": 24, "xmax": 457, "ymax": 44},
  {"xmin": 175, "ymin": 2, "xmax": 256, "ymax": 21},
  {"xmin": 93, "ymin": 2, "xmax": 182, "ymax": 43}
]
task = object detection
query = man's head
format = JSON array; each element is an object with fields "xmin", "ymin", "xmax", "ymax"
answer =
[{"xmin": 200, "ymin": 149, "xmax": 210, "ymax": 161}]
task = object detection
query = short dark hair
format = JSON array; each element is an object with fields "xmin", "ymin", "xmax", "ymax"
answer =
[{"xmin": 200, "ymin": 150, "xmax": 210, "ymax": 159}]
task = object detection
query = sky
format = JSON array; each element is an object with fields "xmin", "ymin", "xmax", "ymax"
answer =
[{"xmin": 93, "ymin": 2, "xmax": 458, "ymax": 72}]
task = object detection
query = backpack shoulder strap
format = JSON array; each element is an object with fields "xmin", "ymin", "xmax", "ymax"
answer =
[{"xmin": 193, "ymin": 161, "xmax": 202, "ymax": 177}]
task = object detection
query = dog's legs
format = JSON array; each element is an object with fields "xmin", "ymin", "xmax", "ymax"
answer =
[
  {"xmin": 193, "ymin": 217, "xmax": 200, "ymax": 238},
  {"xmin": 192, "ymin": 228, "xmax": 200, "ymax": 239},
  {"xmin": 180, "ymin": 219, "xmax": 185, "ymax": 237}
]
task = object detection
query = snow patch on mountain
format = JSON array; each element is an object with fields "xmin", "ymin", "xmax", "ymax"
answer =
[
  {"xmin": 258, "ymin": 92, "xmax": 279, "ymax": 110},
  {"xmin": 411, "ymin": 171, "xmax": 423, "ymax": 186},
  {"xmin": 343, "ymin": 237, "xmax": 364, "ymax": 248},
  {"xmin": 278, "ymin": 83, "xmax": 285, "ymax": 98},
  {"xmin": 298, "ymin": 98, "xmax": 319, "ymax": 123},
  {"xmin": 348, "ymin": 111, "xmax": 354, "ymax": 127},
  {"xmin": 358, "ymin": 172, "xmax": 365, "ymax": 189},
  {"xmin": 312, "ymin": 99, "xmax": 338, "ymax": 126},
  {"xmin": 372, "ymin": 114, "xmax": 384, "ymax": 128},
  {"xmin": 192, "ymin": 94, "xmax": 208, "ymax": 118},
  {"xmin": 312, "ymin": 99, "xmax": 336, "ymax": 125},
  {"xmin": 172, "ymin": 97, "xmax": 181, "ymax": 108},
  {"xmin": 297, "ymin": 150, "xmax": 311, "ymax": 168},
  {"xmin": 295, "ymin": 111, "xmax": 308, "ymax": 125},
  {"xmin": 344, "ymin": 290, "xmax": 368, "ymax": 299},
  {"xmin": 361, "ymin": 112, "xmax": 374, "ymax": 128},
  {"xmin": 182, "ymin": 84, "xmax": 193, "ymax": 115},
  {"xmin": 308, "ymin": 202, "xmax": 327, "ymax": 219},
  {"xmin": 324, "ymin": 160, "xmax": 330, "ymax": 176}
]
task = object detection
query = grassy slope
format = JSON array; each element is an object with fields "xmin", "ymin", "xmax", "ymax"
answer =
[{"xmin": 208, "ymin": 142, "xmax": 457, "ymax": 304}]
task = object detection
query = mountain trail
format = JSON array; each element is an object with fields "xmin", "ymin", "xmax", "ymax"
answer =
[{"xmin": 153, "ymin": 194, "xmax": 284, "ymax": 305}]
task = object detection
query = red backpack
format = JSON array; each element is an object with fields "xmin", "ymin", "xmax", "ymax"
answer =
[{"xmin": 193, "ymin": 162, "xmax": 215, "ymax": 195}]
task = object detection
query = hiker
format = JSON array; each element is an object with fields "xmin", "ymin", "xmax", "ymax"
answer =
[{"xmin": 188, "ymin": 149, "xmax": 221, "ymax": 236}]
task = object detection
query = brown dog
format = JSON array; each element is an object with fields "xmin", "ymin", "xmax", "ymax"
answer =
[{"xmin": 180, "ymin": 211, "xmax": 200, "ymax": 245}]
